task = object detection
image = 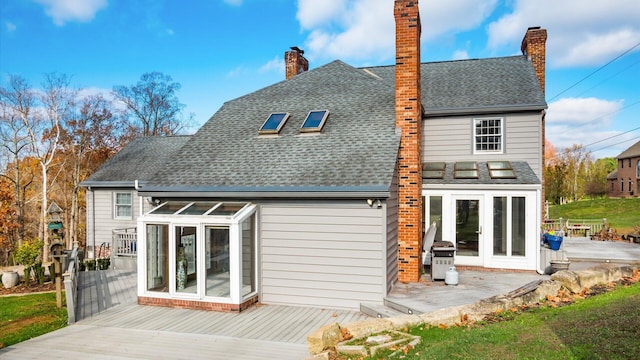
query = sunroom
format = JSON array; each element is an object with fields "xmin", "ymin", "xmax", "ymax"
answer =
[{"xmin": 136, "ymin": 201, "xmax": 258, "ymax": 311}]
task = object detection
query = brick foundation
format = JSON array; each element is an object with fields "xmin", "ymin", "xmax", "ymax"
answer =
[{"xmin": 138, "ymin": 295, "xmax": 259, "ymax": 312}]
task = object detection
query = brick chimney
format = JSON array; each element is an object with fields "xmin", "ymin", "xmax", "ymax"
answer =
[
  {"xmin": 521, "ymin": 27, "xmax": 547, "ymax": 95},
  {"xmin": 395, "ymin": 0, "xmax": 422, "ymax": 283},
  {"xmin": 285, "ymin": 46, "xmax": 309, "ymax": 80},
  {"xmin": 521, "ymin": 26, "xmax": 547, "ymax": 219}
]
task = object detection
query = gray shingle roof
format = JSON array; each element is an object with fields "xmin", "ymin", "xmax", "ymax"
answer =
[
  {"xmin": 90, "ymin": 55, "xmax": 546, "ymax": 195},
  {"xmin": 617, "ymin": 140, "xmax": 640, "ymax": 159},
  {"xmin": 422, "ymin": 161, "xmax": 540, "ymax": 185},
  {"xmin": 81, "ymin": 136, "xmax": 191, "ymax": 186},
  {"xmin": 143, "ymin": 61, "xmax": 400, "ymax": 194},
  {"xmin": 364, "ymin": 56, "xmax": 546, "ymax": 115}
]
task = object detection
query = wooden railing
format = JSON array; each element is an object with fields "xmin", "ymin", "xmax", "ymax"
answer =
[
  {"xmin": 543, "ymin": 218, "xmax": 606, "ymax": 237},
  {"xmin": 113, "ymin": 228, "xmax": 137, "ymax": 256},
  {"xmin": 63, "ymin": 246, "xmax": 80, "ymax": 324}
]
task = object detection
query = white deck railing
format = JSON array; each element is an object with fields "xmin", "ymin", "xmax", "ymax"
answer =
[
  {"xmin": 63, "ymin": 246, "xmax": 79, "ymax": 324},
  {"xmin": 113, "ymin": 228, "xmax": 137, "ymax": 256}
]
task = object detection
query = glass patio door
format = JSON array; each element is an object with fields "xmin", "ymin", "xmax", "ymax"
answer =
[{"xmin": 454, "ymin": 197, "xmax": 482, "ymax": 260}]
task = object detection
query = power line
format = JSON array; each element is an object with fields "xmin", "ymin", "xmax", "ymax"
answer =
[
  {"xmin": 548, "ymin": 41, "xmax": 640, "ymax": 102},
  {"xmin": 591, "ymin": 135, "xmax": 640, "ymax": 154}
]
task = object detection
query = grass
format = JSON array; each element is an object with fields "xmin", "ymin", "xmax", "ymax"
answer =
[
  {"xmin": 363, "ymin": 282, "xmax": 640, "ymax": 360},
  {"xmin": 549, "ymin": 197, "xmax": 640, "ymax": 233},
  {"xmin": 0, "ymin": 292, "xmax": 68, "ymax": 349}
]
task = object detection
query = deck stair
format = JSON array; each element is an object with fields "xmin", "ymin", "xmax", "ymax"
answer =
[{"xmin": 360, "ymin": 298, "xmax": 423, "ymax": 318}]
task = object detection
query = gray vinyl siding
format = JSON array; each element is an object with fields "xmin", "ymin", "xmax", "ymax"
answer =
[
  {"xmin": 386, "ymin": 168, "xmax": 399, "ymax": 293},
  {"xmin": 86, "ymin": 189, "xmax": 149, "ymax": 251},
  {"xmin": 422, "ymin": 112, "xmax": 543, "ymax": 179},
  {"xmin": 259, "ymin": 201, "xmax": 386, "ymax": 310}
]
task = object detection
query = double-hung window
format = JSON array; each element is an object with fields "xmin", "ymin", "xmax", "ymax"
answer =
[
  {"xmin": 114, "ymin": 192, "xmax": 133, "ymax": 219},
  {"xmin": 474, "ymin": 118, "xmax": 503, "ymax": 154}
]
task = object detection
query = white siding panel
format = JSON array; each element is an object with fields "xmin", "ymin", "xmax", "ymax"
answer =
[
  {"xmin": 260, "ymin": 202, "xmax": 386, "ymax": 309},
  {"xmin": 423, "ymin": 112, "xmax": 542, "ymax": 179},
  {"xmin": 86, "ymin": 189, "xmax": 143, "ymax": 251},
  {"xmin": 386, "ymin": 167, "xmax": 398, "ymax": 292}
]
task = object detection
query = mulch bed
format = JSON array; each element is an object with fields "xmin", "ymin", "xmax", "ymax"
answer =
[{"xmin": 0, "ymin": 282, "xmax": 57, "ymax": 296}]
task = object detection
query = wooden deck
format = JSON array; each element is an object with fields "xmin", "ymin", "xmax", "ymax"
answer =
[
  {"xmin": 75, "ymin": 269, "xmax": 138, "ymax": 321},
  {"xmin": 0, "ymin": 268, "xmax": 369, "ymax": 359}
]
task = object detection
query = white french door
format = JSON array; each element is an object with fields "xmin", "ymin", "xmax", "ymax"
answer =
[{"xmin": 452, "ymin": 195, "xmax": 483, "ymax": 266}]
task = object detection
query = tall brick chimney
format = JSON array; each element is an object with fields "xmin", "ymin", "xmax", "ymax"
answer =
[
  {"xmin": 285, "ymin": 46, "xmax": 309, "ymax": 80},
  {"xmin": 521, "ymin": 26, "xmax": 547, "ymax": 94},
  {"xmin": 521, "ymin": 26, "xmax": 547, "ymax": 218},
  {"xmin": 395, "ymin": 0, "xmax": 422, "ymax": 283}
]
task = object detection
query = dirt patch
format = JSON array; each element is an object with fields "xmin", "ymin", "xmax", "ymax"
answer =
[{"xmin": 0, "ymin": 314, "xmax": 59, "ymax": 335}]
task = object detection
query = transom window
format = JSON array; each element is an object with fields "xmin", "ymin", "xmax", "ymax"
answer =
[
  {"xmin": 114, "ymin": 192, "xmax": 133, "ymax": 219},
  {"xmin": 300, "ymin": 110, "xmax": 329, "ymax": 133},
  {"xmin": 259, "ymin": 112, "xmax": 289, "ymax": 134},
  {"xmin": 474, "ymin": 118, "xmax": 503, "ymax": 153}
]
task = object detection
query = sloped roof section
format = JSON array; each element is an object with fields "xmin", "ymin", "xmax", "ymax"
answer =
[
  {"xmin": 617, "ymin": 140, "xmax": 640, "ymax": 159},
  {"xmin": 422, "ymin": 161, "xmax": 540, "ymax": 185},
  {"xmin": 364, "ymin": 56, "xmax": 547, "ymax": 115},
  {"xmin": 144, "ymin": 61, "xmax": 400, "ymax": 196},
  {"xmin": 82, "ymin": 136, "xmax": 191, "ymax": 186}
]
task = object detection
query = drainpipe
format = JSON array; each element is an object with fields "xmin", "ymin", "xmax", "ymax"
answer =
[
  {"xmin": 134, "ymin": 180, "xmax": 143, "ymax": 215},
  {"xmin": 90, "ymin": 186, "xmax": 96, "ymax": 259}
]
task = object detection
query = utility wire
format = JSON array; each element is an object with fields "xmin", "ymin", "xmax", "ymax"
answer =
[
  {"xmin": 591, "ymin": 135, "xmax": 640, "ymax": 154},
  {"xmin": 548, "ymin": 41, "xmax": 640, "ymax": 102}
]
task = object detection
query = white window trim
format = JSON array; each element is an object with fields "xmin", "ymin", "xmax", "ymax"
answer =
[
  {"xmin": 113, "ymin": 191, "xmax": 133, "ymax": 220},
  {"xmin": 473, "ymin": 117, "xmax": 504, "ymax": 155}
]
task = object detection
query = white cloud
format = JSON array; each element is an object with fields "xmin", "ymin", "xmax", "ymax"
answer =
[
  {"xmin": 487, "ymin": 0, "xmax": 640, "ymax": 67},
  {"xmin": 297, "ymin": 0, "xmax": 346, "ymax": 29},
  {"xmin": 6, "ymin": 22, "xmax": 17, "ymax": 32},
  {"xmin": 547, "ymin": 97, "xmax": 623, "ymax": 126},
  {"xmin": 33, "ymin": 0, "xmax": 108, "ymax": 26},
  {"xmin": 296, "ymin": 0, "xmax": 498, "ymax": 64},
  {"xmin": 452, "ymin": 50, "xmax": 469, "ymax": 60},
  {"xmin": 546, "ymin": 97, "xmax": 625, "ymax": 153},
  {"xmin": 259, "ymin": 56, "xmax": 285, "ymax": 75}
]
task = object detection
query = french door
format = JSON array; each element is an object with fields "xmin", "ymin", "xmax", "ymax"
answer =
[{"xmin": 453, "ymin": 196, "xmax": 483, "ymax": 266}]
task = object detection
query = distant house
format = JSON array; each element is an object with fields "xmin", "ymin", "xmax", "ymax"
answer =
[
  {"xmin": 606, "ymin": 140, "xmax": 640, "ymax": 198},
  {"xmin": 82, "ymin": 0, "xmax": 547, "ymax": 312}
]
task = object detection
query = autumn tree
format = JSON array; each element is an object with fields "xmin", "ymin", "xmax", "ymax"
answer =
[
  {"xmin": 584, "ymin": 157, "xmax": 616, "ymax": 198},
  {"xmin": 54, "ymin": 94, "xmax": 123, "ymax": 248},
  {"xmin": 0, "ymin": 75, "xmax": 37, "ymax": 248},
  {"xmin": 112, "ymin": 72, "xmax": 190, "ymax": 136}
]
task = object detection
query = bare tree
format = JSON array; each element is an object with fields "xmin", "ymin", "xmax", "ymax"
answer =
[
  {"xmin": 0, "ymin": 75, "xmax": 37, "ymax": 248},
  {"xmin": 112, "ymin": 72, "xmax": 188, "ymax": 136},
  {"xmin": 57, "ymin": 94, "xmax": 122, "ymax": 248}
]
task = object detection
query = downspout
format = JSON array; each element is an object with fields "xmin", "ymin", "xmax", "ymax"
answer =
[
  {"xmin": 90, "ymin": 186, "xmax": 96, "ymax": 259},
  {"xmin": 134, "ymin": 180, "xmax": 143, "ymax": 215}
]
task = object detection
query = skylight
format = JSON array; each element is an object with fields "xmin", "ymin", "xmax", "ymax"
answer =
[
  {"xmin": 487, "ymin": 161, "xmax": 516, "ymax": 179},
  {"xmin": 423, "ymin": 162, "xmax": 446, "ymax": 179},
  {"xmin": 300, "ymin": 110, "xmax": 329, "ymax": 133},
  {"xmin": 259, "ymin": 112, "xmax": 290, "ymax": 134},
  {"xmin": 454, "ymin": 161, "xmax": 479, "ymax": 179}
]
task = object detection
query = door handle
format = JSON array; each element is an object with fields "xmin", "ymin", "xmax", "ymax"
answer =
[{"xmin": 476, "ymin": 226, "xmax": 482, "ymax": 234}]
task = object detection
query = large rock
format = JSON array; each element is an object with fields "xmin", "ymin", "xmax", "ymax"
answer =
[
  {"xmin": 551, "ymin": 264, "xmax": 637, "ymax": 293},
  {"xmin": 341, "ymin": 318, "xmax": 394, "ymax": 339},
  {"xmin": 307, "ymin": 322, "xmax": 343, "ymax": 355}
]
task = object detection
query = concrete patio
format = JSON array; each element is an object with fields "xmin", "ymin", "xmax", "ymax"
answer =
[{"xmin": 1, "ymin": 237, "xmax": 638, "ymax": 359}]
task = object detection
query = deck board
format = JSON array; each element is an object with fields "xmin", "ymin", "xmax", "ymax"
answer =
[{"xmin": 0, "ymin": 268, "xmax": 370, "ymax": 359}]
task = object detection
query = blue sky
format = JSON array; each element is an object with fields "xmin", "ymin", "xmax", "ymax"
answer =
[{"xmin": 1, "ymin": 0, "xmax": 639, "ymax": 158}]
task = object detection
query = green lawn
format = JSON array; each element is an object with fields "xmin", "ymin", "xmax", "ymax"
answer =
[
  {"xmin": 0, "ymin": 292, "xmax": 67, "ymax": 349},
  {"xmin": 362, "ymin": 282, "xmax": 640, "ymax": 360},
  {"xmin": 549, "ymin": 198, "xmax": 640, "ymax": 233}
]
